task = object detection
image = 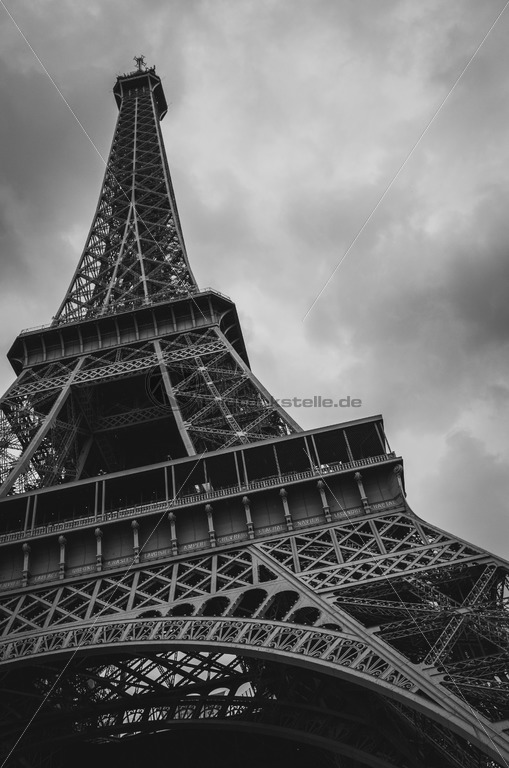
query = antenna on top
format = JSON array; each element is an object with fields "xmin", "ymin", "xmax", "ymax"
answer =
[{"xmin": 134, "ymin": 54, "xmax": 146, "ymax": 72}]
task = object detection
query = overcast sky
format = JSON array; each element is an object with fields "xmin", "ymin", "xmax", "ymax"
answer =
[{"xmin": 0, "ymin": 0, "xmax": 508, "ymax": 559}]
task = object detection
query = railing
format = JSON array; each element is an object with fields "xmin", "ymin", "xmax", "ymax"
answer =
[
  {"xmin": 18, "ymin": 288, "xmax": 232, "ymax": 335},
  {"xmin": 0, "ymin": 453, "xmax": 396, "ymax": 546}
]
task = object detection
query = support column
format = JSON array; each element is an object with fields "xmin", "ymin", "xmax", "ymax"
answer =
[
  {"xmin": 95, "ymin": 527, "xmax": 103, "ymax": 571},
  {"xmin": 22, "ymin": 543, "xmax": 31, "ymax": 587},
  {"xmin": 354, "ymin": 472, "xmax": 371, "ymax": 514},
  {"xmin": 58, "ymin": 535, "xmax": 66, "ymax": 579},
  {"xmin": 394, "ymin": 465, "xmax": 406, "ymax": 498},
  {"xmin": 317, "ymin": 479, "xmax": 331, "ymax": 522},
  {"xmin": 242, "ymin": 496, "xmax": 255, "ymax": 539},
  {"xmin": 0, "ymin": 357, "xmax": 85, "ymax": 498},
  {"xmin": 168, "ymin": 512, "xmax": 178, "ymax": 555},
  {"xmin": 343, "ymin": 430, "xmax": 354, "ymax": 462},
  {"xmin": 279, "ymin": 488, "xmax": 293, "ymax": 531},
  {"xmin": 131, "ymin": 520, "xmax": 140, "ymax": 563},
  {"xmin": 205, "ymin": 504, "xmax": 216, "ymax": 547},
  {"xmin": 154, "ymin": 340, "xmax": 196, "ymax": 456}
]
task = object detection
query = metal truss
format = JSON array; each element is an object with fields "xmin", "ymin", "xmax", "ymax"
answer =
[
  {"xmin": 0, "ymin": 325, "xmax": 297, "ymax": 494},
  {"xmin": 160, "ymin": 328, "xmax": 297, "ymax": 452},
  {"xmin": 0, "ymin": 359, "xmax": 87, "ymax": 495},
  {"xmin": 0, "ymin": 510, "xmax": 508, "ymax": 765},
  {"xmin": 0, "ymin": 618, "xmax": 506, "ymax": 766},
  {"xmin": 257, "ymin": 512, "xmax": 482, "ymax": 586},
  {"xmin": 54, "ymin": 66, "xmax": 197, "ymax": 324},
  {"xmin": 2, "ymin": 650, "xmax": 497, "ymax": 768},
  {"xmin": 257, "ymin": 516, "xmax": 509, "ymax": 724}
]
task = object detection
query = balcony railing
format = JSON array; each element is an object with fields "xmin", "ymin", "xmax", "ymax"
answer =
[
  {"xmin": 0, "ymin": 452, "xmax": 396, "ymax": 546},
  {"xmin": 18, "ymin": 288, "xmax": 232, "ymax": 335}
]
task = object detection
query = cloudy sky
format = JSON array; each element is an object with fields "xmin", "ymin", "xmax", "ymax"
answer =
[{"xmin": 0, "ymin": 0, "xmax": 508, "ymax": 558}]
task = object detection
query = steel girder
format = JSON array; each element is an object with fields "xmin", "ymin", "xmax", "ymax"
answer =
[{"xmin": 0, "ymin": 327, "xmax": 297, "ymax": 495}]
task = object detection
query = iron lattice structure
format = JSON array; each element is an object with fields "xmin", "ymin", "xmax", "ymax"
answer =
[
  {"xmin": 0, "ymin": 62, "xmax": 508, "ymax": 768},
  {"xmin": 56, "ymin": 65, "xmax": 197, "ymax": 321}
]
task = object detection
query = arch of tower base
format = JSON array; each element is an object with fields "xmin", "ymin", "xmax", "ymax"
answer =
[{"xmin": 1, "ymin": 623, "xmax": 507, "ymax": 767}]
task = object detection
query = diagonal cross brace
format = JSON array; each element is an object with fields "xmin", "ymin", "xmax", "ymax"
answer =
[{"xmin": 0, "ymin": 357, "xmax": 85, "ymax": 498}]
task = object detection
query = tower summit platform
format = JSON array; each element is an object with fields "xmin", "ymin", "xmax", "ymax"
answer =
[{"xmin": 113, "ymin": 56, "xmax": 168, "ymax": 117}]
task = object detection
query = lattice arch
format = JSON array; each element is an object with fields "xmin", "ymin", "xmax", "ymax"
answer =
[{"xmin": 0, "ymin": 620, "xmax": 506, "ymax": 768}]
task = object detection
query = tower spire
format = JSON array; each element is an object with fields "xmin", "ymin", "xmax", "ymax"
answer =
[{"xmin": 54, "ymin": 63, "xmax": 197, "ymax": 324}]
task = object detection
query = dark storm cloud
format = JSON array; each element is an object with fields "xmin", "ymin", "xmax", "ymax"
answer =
[
  {"xmin": 422, "ymin": 430, "xmax": 509, "ymax": 557},
  {"xmin": 445, "ymin": 194, "xmax": 509, "ymax": 348},
  {"xmin": 172, "ymin": 167, "xmax": 267, "ymax": 291}
]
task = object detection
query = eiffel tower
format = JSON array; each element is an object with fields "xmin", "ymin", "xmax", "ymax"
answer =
[{"xmin": 0, "ymin": 58, "xmax": 508, "ymax": 768}]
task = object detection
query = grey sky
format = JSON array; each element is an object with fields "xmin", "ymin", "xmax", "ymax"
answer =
[{"xmin": 0, "ymin": 0, "xmax": 508, "ymax": 557}]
